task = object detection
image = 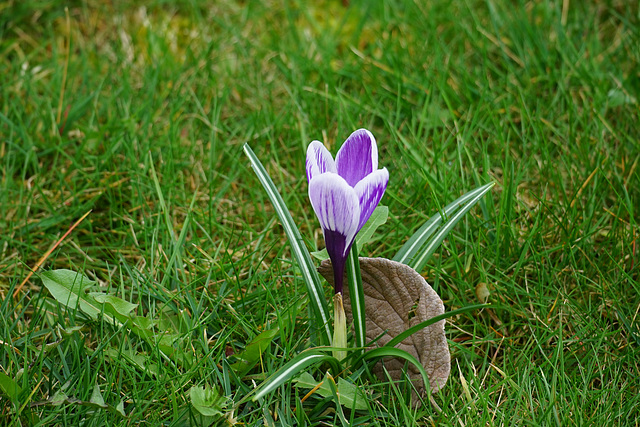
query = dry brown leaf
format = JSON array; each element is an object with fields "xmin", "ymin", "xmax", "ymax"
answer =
[{"xmin": 318, "ymin": 257, "xmax": 450, "ymax": 395}]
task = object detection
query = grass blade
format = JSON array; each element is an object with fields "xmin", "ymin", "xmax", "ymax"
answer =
[{"xmin": 243, "ymin": 143, "xmax": 332, "ymax": 344}]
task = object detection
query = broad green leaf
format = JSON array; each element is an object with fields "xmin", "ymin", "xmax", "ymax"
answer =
[
  {"xmin": 294, "ymin": 373, "xmax": 368, "ymax": 411},
  {"xmin": 393, "ymin": 182, "xmax": 494, "ymax": 270},
  {"xmin": 336, "ymin": 377, "xmax": 367, "ymax": 411},
  {"xmin": 47, "ymin": 385, "xmax": 126, "ymax": 416},
  {"xmin": 90, "ymin": 384, "xmax": 105, "ymax": 406},
  {"xmin": 293, "ymin": 372, "xmax": 320, "ymax": 389},
  {"xmin": 41, "ymin": 270, "xmax": 103, "ymax": 320},
  {"xmin": 92, "ymin": 294, "xmax": 138, "ymax": 317},
  {"xmin": 243, "ymin": 144, "xmax": 331, "ymax": 344},
  {"xmin": 41, "ymin": 269, "xmax": 193, "ymax": 368},
  {"xmin": 312, "ymin": 205, "xmax": 389, "ymax": 261},
  {"xmin": 115, "ymin": 400, "xmax": 126, "ymax": 417},
  {"xmin": 0, "ymin": 372, "xmax": 22, "ymax": 401},
  {"xmin": 230, "ymin": 328, "xmax": 279, "ymax": 377},
  {"xmin": 50, "ymin": 390, "xmax": 69, "ymax": 406},
  {"xmin": 58, "ymin": 325, "xmax": 84, "ymax": 336},
  {"xmin": 189, "ymin": 384, "xmax": 228, "ymax": 417},
  {"xmin": 41, "ymin": 270, "xmax": 138, "ymax": 326}
]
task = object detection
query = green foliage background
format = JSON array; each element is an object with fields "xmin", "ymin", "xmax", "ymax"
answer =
[{"xmin": 1, "ymin": 0, "xmax": 638, "ymax": 425}]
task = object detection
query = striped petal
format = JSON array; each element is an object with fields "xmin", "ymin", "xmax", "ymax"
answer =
[
  {"xmin": 354, "ymin": 168, "xmax": 389, "ymax": 230},
  {"xmin": 335, "ymin": 129, "xmax": 378, "ymax": 187},
  {"xmin": 308, "ymin": 173, "xmax": 360, "ymax": 256},
  {"xmin": 306, "ymin": 140, "xmax": 337, "ymax": 183}
]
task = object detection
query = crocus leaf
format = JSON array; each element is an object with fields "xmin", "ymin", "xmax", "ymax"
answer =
[
  {"xmin": 346, "ymin": 242, "xmax": 365, "ymax": 350},
  {"xmin": 393, "ymin": 182, "xmax": 494, "ymax": 271},
  {"xmin": 244, "ymin": 143, "xmax": 332, "ymax": 344},
  {"xmin": 319, "ymin": 257, "xmax": 450, "ymax": 394},
  {"xmin": 245, "ymin": 348, "xmax": 342, "ymax": 404},
  {"xmin": 312, "ymin": 205, "xmax": 389, "ymax": 261}
]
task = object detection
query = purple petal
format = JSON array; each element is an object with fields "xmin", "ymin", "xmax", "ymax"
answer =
[
  {"xmin": 306, "ymin": 141, "xmax": 336, "ymax": 183},
  {"xmin": 354, "ymin": 168, "xmax": 389, "ymax": 230},
  {"xmin": 335, "ymin": 129, "xmax": 378, "ymax": 187},
  {"xmin": 308, "ymin": 173, "xmax": 360, "ymax": 258}
]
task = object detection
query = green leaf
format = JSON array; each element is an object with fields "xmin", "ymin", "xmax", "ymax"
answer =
[
  {"xmin": 246, "ymin": 348, "xmax": 341, "ymax": 403},
  {"xmin": 90, "ymin": 384, "xmax": 105, "ymax": 406},
  {"xmin": 50, "ymin": 390, "xmax": 69, "ymax": 406},
  {"xmin": 92, "ymin": 294, "xmax": 138, "ymax": 317},
  {"xmin": 41, "ymin": 269, "xmax": 138, "ymax": 325},
  {"xmin": 292, "ymin": 372, "xmax": 320, "ymax": 389},
  {"xmin": 336, "ymin": 377, "xmax": 368, "ymax": 411},
  {"xmin": 230, "ymin": 328, "xmax": 279, "ymax": 377},
  {"xmin": 312, "ymin": 205, "xmax": 389, "ymax": 261},
  {"xmin": 243, "ymin": 144, "xmax": 331, "ymax": 344},
  {"xmin": 393, "ymin": 182, "xmax": 494, "ymax": 271},
  {"xmin": 115, "ymin": 400, "xmax": 126, "ymax": 417},
  {"xmin": 189, "ymin": 384, "xmax": 228, "ymax": 417},
  {"xmin": 47, "ymin": 384, "xmax": 126, "ymax": 416},
  {"xmin": 0, "ymin": 372, "xmax": 22, "ymax": 402},
  {"xmin": 41, "ymin": 270, "xmax": 102, "ymax": 320},
  {"xmin": 41, "ymin": 269, "xmax": 193, "ymax": 368},
  {"xmin": 294, "ymin": 373, "xmax": 368, "ymax": 411}
]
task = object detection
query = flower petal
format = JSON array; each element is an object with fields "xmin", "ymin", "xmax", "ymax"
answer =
[
  {"xmin": 335, "ymin": 129, "xmax": 378, "ymax": 187},
  {"xmin": 354, "ymin": 168, "xmax": 389, "ymax": 230},
  {"xmin": 308, "ymin": 173, "xmax": 360, "ymax": 257},
  {"xmin": 306, "ymin": 141, "xmax": 337, "ymax": 183}
]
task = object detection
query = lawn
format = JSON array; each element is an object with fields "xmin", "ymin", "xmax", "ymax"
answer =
[{"xmin": 1, "ymin": 0, "xmax": 639, "ymax": 425}]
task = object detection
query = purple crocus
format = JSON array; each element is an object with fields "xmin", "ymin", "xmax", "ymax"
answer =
[{"xmin": 307, "ymin": 128, "xmax": 389, "ymax": 295}]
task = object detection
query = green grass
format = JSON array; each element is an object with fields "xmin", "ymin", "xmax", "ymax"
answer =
[{"xmin": 1, "ymin": 0, "xmax": 639, "ymax": 425}]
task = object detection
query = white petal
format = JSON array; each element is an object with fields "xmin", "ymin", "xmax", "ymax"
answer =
[{"xmin": 306, "ymin": 141, "xmax": 336, "ymax": 183}]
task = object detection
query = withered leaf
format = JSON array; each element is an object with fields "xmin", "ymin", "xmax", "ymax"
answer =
[{"xmin": 319, "ymin": 257, "xmax": 450, "ymax": 395}]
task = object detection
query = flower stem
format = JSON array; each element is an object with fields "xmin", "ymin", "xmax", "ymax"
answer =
[{"xmin": 332, "ymin": 292, "xmax": 347, "ymax": 361}]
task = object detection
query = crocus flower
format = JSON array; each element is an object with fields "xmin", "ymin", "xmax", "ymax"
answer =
[{"xmin": 306, "ymin": 128, "xmax": 389, "ymax": 295}]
